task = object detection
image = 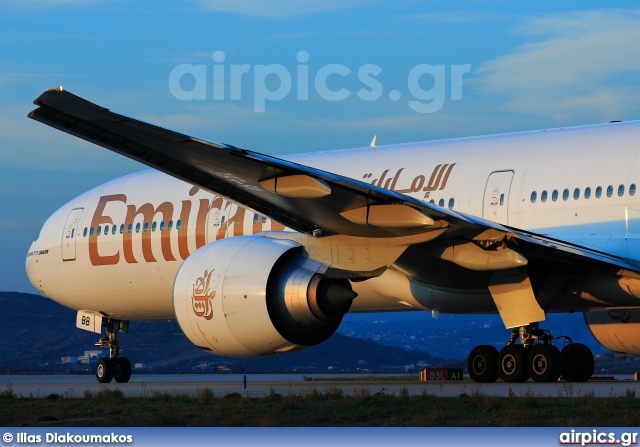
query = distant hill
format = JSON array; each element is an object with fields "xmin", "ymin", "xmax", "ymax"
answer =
[{"xmin": 0, "ymin": 292, "xmax": 444, "ymax": 374}]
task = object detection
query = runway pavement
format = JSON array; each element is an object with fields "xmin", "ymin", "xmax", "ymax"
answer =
[{"xmin": 1, "ymin": 374, "xmax": 639, "ymax": 398}]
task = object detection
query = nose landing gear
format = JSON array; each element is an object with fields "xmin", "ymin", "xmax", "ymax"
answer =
[
  {"xmin": 467, "ymin": 323, "xmax": 594, "ymax": 383},
  {"xmin": 95, "ymin": 319, "xmax": 132, "ymax": 384}
]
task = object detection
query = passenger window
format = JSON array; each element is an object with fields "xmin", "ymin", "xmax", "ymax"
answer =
[
  {"xmin": 160, "ymin": 221, "xmax": 165, "ymax": 231},
  {"xmin": 90, "ymin": 227, "xmax": 95, "ymax": 236},
  {"xmin": 541, "ymin": 190, "xmax": 548, "ymax": 202},
  {"xmin": 119, "ymin": 224, "xmax": 124, "ymax": 234},
  {"xmin": 168, "ymin": 220, "xmax": 174, "ymax": 230},
  {"xmin": 136, "ymin": 223, "xmax": 141, "ymax": 233},
  {"xmin": 176, "ymin": 220, "xmax": 182, "ymax": 230},
  {"xmin": 262, "ymin": 216, "xmax": 267, "ymax": 223},
  {"xmin": 128, "ymin": 224, "xmax": 133, "ymax": 234},
  {"xmin": 112, "ymin": 225, "xmax": 117, "ymax": 235},
  {"xmin": 499, "ymin": 194, "xmax": 504, "ymax": 206},
  {"xmin": 631, "ymin": 184, "xmax": 637, "ymax": 196},
  {"xmin": 83, "ymin": 227, "xmax": 88, "ymax": 237},
  {"xmin": 562, "ymin": 189, "xmax": 569, "ymax": 201},
  {"xmin": 596, "ymin": 186, "xmax": 602, "ymax": 198},
  {"xmin": 438, "ymin": 198, "xmax": 445, "ymax": 207},
  {"xmin": 607, "ymin": 185, "xmax": 613, "ymax": 197},
  {"xmin": 448, "ymin": 198, "xmax": 455, "ymax": 209},
  {"xmin": 152, "ymin": 222, "xmax": 157, "ymax": 232},
  {"xmin": 584, "ymin": 187, "xmax": 591, "ymax": 199},
  {"xmin": 573, "ymin": 188, "xmax": 580, "ymax": 200},
  {"xmin": 429, "ymin": 199, "xmax": 435, "ymax": 204},
  {"xmin": 552, "ymin": 190, "xmax": 558, "ymax": 202},
  {"xmin": 618, "ymin": 184, "xmax": 625, "ymax": 197},
  {"xmin": 71, "ymin": 229, "xmax": 75, "ymax": 239},
  {"xmin": 97, "ymin": 226, "xmax": 102, "ymax": 236},
  {"xmin": 253, "ymin": 214, "xmax": 259, "ymax": 224},
  {"xmin": 220, "ymin": 216, "xmax": 226, "ymax": 225},
  {"xmin": 530, "ymin": 191, "xmax": 537, "ymax": 203}
]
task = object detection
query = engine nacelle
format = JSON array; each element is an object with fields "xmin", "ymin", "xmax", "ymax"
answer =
[
  {"xmin": 584, "ymin": 310, "xmax": 640, "ymax": 355},
  {"xmin": 173, "ymin": 235, "xmax": 355, "ymax": 357}
]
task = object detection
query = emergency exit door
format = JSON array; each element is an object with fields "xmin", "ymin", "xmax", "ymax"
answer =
[
  {"xmin": 62, "ymin": 208, "xmax": 83, "ymax": 261},
  {"xmin": 483, "ymin": 171, "xmax": 513, "ymax": 225}
]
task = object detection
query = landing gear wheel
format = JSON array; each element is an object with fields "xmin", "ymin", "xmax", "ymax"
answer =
[
  {"xmin": 498, "ymin": 345, "xmax": 530, "ymax": 382},
  {"xmin": 528, "ymin": 344, "xmax": 562, "ymax": 382},
  {"xmin": 96, "ymin": 357, "xmax": 114, "ymax": 383},
  {"xmin": 113, "ymin": 357, "xmax": 132, "ymax": 383},
  {"xmin": 561, "ymin": 343, "xmax": 594, "ymax": 382},
  {"xmin": 468, "ymin": 345, "xmax": 499, "ymax": 383}
]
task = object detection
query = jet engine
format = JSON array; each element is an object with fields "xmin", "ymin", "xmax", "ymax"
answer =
[
  {"xmin": 173, "ymin": 235, "xmax": 356, "ymax": 357},
  {"xmin": 584, "ymin": 310, "xmax": 640, "ymax": 355}
]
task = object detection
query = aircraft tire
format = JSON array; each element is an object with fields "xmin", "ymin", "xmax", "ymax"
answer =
[
  {"xmin": 498, "ymin": 345, "xmax": 530, "ymax": 382},
  {"xmin": 468, "ymin": 345, "xmax": 499, "ymax": 383},
  {"xmin": 528, "ymin": 344, "xmax": 562, "ymax": 382},
  {"xmin": 113, "ymin": 357, "xmax": 132, "ymax": 383},
  {"xmin": 96, "ymin": 357, "xmax": 114, "ymax": 383},
  {"xmin": 561, "ymin": 343, "xmax": 594, "ymax": 382}
]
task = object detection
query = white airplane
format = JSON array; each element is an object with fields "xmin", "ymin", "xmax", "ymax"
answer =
[{"xmin": 25, "ymin": 87, "xmax": 640, "ymax": 384}]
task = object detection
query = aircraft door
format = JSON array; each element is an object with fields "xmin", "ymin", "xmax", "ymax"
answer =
[
  {"xmin": 205, "ymin": 207, "xmax": 221, "ymax": 244},
  {"xmin": 62, "ymin": 208, "xmax": 84, "ymax": 261},
  {"xmin": 205, "ymin": 199, "xmax": 231, "ymax": 243},
  {"xmin": 483, "ymin": 171, "xmax": 514, "ymax": 225}
]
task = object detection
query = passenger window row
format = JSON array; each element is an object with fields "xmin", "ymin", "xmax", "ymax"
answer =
[
  {"xmin": 82, "ymin": 220, "xmax": 184, "ymax": 237},
  {"xmin": 530, "ymin": 184, "xmax": 636, "ymax": 204},
  {"xmin": 428, "ymin": 198, "xmax": 456, "ymax": 210},
  {"xmin": 81, "ymin": 213, "xmax": 269, "ymax": 238}
]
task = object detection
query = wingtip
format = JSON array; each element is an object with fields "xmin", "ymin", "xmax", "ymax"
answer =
[{"xmin": 32, "ymin": 86, "xmax": 65, "ymax": 106}]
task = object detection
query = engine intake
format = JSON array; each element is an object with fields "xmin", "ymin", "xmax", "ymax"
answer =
[{"xmin": 173, "ymin": 235, "xmax": 355, "ymax": 357}]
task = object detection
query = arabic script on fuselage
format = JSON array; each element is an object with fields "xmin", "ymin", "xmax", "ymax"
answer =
[{"xmin": 362, "ymin": 163, "xmax": 456, "ymax": 198}]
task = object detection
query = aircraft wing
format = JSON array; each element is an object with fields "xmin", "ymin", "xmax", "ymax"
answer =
[{"xmin": 28, "ymin": 87, "xmax": 640, "ymax": 275}]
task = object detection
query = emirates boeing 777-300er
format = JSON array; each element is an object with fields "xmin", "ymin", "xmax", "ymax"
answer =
[{"xmin": 24, "ymin": 87, "xmax": 640, "ymax": 384}]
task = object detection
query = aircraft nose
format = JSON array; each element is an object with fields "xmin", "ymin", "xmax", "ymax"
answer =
[{"xmin": 25, "ymin": 236, "xmax": 44, "ymax": 293}]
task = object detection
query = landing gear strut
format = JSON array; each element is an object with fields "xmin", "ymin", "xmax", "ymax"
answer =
[
  {"xmin": 467, "ymin": 323, "xmax": 594, "ymax": 383},
  {"xmin": 95, "ymin": 319, "xmax": 131, "ymax": 384}
]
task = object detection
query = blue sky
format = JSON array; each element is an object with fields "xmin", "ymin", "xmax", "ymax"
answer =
[{"xmin": 2, "ymin": 1, "xmax": 640, "ymax": 292}]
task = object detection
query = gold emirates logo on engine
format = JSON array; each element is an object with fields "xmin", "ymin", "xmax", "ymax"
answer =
[{"xmin": 192, "ymin": 269, "xmax": 216, "ymax": 320}]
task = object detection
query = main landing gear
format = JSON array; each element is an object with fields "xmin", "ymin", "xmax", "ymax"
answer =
[
  {"xmin": 95, "ymin": 319, "xmax": 132, "ymax": 384},
  {"xmin": 467, "ymin": 323, "xmax": 594, "ymax": 383}
]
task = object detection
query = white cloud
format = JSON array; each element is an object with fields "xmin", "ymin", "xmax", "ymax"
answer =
[
  {"xmin": 192, "ymin": 0, "xmax": 387, "ymax": 19},
  {"xmin": 476, "ymin": 10, "xmax": 640, "ymax": 122}
]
